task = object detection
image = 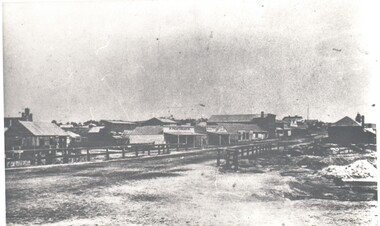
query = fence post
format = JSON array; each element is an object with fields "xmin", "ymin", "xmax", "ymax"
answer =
[
  {"xmin": 135, "ymin": 147, "xmax": 139, "ymax": 157},
  {"xmin": 167, "ymin": 144, "xmax": 170, "ymax": 154},
  {"xmin": 217, "ymin": 149, "xmax": 221, "ymax": 166},
  {"xmin": 233, "ymin": 151, "xmax": 238, "ymax": 171},
  {"xmin": 226, "ymin": 151, "xmax": 230, "ymax": 168},
  {"xmin": 105, "ymin": 148, "xmax": 109, "ymax": 160},
  {"xmin": 37, "ymin": 151, "xmax": 42, "ymax": 165},
  {"xmin": 63, "ymin": 150, "xmax": 68, "ymax": 164},
  {"xmin": 87, "ymin": 149, "xmax": 91, "ymax": 161},
  {"xmin": 158, "ymin": 145, "xmax": 161, "ymax": 155},
  {"xmin": 122, "ymin": 148, "xmax": 125, "ymax": 158},
  {"xmin": 148, "ymin": 146, "xmax": 151, "ymax": 155},
  {"xmin": 46, "ymin": 150, "xmax": 53, "ymax": 165},
  {"xmin": 176, "ymin": 143, "xmax": 179, "ymax": 152}
]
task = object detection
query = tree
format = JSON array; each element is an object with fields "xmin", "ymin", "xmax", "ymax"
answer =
[{"xmin": 355, "ymin": 113, "xmax": 362, "ymax": 123}]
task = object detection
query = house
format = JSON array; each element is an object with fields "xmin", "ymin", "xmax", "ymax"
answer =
[
  {"xmin": 275, "ymin": 120, "xmax": 292, "ymax": 138},
  {"xmin": 328, "ymin": 116, "xmax": 376, "ymax": 144},
  {"xmin": 217, "ymin": 123, "xmax": 268, "ymax": 143},
  {"xmin": 141, "ymin": 117, "xmax": 177, "ymax": 126},
  {"xmin": 124, "ymin": 126, "xmax": 166, "ymax": 144},
  {"xmin": 66, "ymin": 131, "xmax": 82, "ymax": 146},
  {"xmin": 5, "ymin": 121, "xmax": 69, "ymax": 150},
  {"xmin": 283, "ymin": 115, "xmax": 303, "ymax": 127},
  {"xmin": 101, "ymin": 120, "xmax": 137, "ymax": 133},
  {"xmin": 208, "ymin": 112, "xmax": 276, "ymax": 138},
  {"xmin": 4, "ymin": 108, "xmax": 33, "ymax": 128},
  {"xmin": 163, "ymin": 125, "xmax": 207, "ymax": 147},
  {"xmin": 206, "ymin": 125, "xmax": 231, "ymax": 145}
]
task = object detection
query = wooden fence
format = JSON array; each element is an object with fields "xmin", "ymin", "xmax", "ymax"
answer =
[
  {"xmin": 216, "ymin": 141, "xmax": 284, "ymax": 171},
  {"xmin": 5, "ymin": 143, "xmax": 188, "ymax": 168}
]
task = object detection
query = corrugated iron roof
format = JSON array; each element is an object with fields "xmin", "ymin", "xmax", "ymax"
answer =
[
  {"xmin": 88, "ymin": 126, "xmax": 105, "ymax": 133},
  {"xmin": 102, "ymin": 120, "xmax": 136, "ymax": 125},
  {"xmin": 127, "ymin": 126, "xmax": 164, "ymax": 135},
  {"xmin": 331, "ymin": 116, "xmax": 361, "ymax": 127},
  {"xmin": 156, "ymin": 118, "xmax": 177, "ymax": 124},
  {"xmin": 19, "ymin": 121, "xmax": 68, "ymax": 136},
  {"xmin": 66, "ymin": 131, "xmax": 81, "ymax": 138},
  {"xmin": 208, "ymin": 114, "xmax": 268, "ymax": 123},
  {"xmin": 218, "ymin": 123, "xmax": 267, "ymax": 134}
]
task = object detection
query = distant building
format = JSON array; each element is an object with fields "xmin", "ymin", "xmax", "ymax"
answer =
[
  {"xmin": 4, "ymin": 108, "xmax": 33, "ymax": 128},
  {"xmin": 282, "ymin": 115, "xmax": 303, "ymax": 127},
  {"xmin": 206, "ymin": 125, "xmax": 230, "ymax": 145},
  {"xmin": 275, "ymin": 120, "xmax": 292, "ymax": 138},
  {"xmin": 163, "ymin": 125, "xmax": 207, "ymax": 147},
  {"xmin": 328, "ymin": 116, "xmax": 376, "ymax": 144},
  {"xmin": 5, "ymin": 121, "xmax": 69, "ymax": 150},
  {"xmin": 101, "ymin": 120, "xmax": 137, "ymax": 133},
  {"xmin": 208, "ymin": 112, "xmax": 276, "ymax": 138},
  {"xmin": 124, "ymin": 126, "xmax": 166, "ymax": 144},
  {"xmin": 141, "ymin": 117, "xmax": 177, "ymax": 126}
]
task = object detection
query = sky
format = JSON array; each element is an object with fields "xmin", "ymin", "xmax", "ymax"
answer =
[{"xmin": 3, "ymin": 0, "xmax": 379, "ymax": 123}]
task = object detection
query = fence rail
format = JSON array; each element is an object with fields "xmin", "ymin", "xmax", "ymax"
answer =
[
  {"xmin": 5, "ymin": 143, "xmax": 188, "ymax": 168},
  {"xmin": 216, "ymin": 141, "xmax": 286, "ymax": 171}
]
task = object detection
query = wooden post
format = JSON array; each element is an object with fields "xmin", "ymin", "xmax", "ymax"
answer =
[
  {"xmin": 219, "ymin": 135, "xmax": 221, "ymax": 145},
  {"xmin": 87, "ymin": 149, "xmax": 91, "ymax": 161},
  {"xmin": 46, "ymin": 150, "xmax": 52, "ymax": 165},
  {"xmin": 167, "ymin": 144, "xmax": 170, "ymax": 154},
  {"xmin": 158, "ymin": 145, "xmax": 161, "ymax": 155},
  {"xmin": 122, "ymin": 148, "xmax": 125, "ymax": 158},
  {"xmin": 226, "ymin": 151, "xmax": 230, "ymax": 168},
  {"xmin": 233, "ymin": 151, "xmax": 238, "ymax": 171},
  {"xmin": 63, "ymin": 150, "xmax": 68, "ymax": 164},
  {"xmin": 30, "ymin": 151, "xmax": 36, "ymax": 166},
  {"xmin": 105, "ymin": 148, "xmax": 109, "ymax": 160},
  {"xmin": 217, "ymin": 149, "xmax": 221, "ymax": 166},
  {"xmin": 176, "ymin": 143, "xmax": 179, "ymax": 152},
  {"xmin": 37, "ymin": 151, "xmax": 42, "ymax": 165},
  {"xmin": 135, "ymin": 147, "xmax": 138, "ymax": 157},
  {"xmin": 148, "ymin": 146, "xmax": 151, "ymax": 155}
]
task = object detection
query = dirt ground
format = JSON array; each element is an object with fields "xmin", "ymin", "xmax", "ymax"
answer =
[{"xmin": 6, "ymin": 148, "xmax": 378, "ymax": 226}]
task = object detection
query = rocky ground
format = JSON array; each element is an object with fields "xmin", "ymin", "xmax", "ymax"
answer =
[{"xmin": 5, "ymin": 143, "xmax": 378, "ymax": 226}]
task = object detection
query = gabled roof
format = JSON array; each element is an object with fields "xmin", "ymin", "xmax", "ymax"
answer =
[
  {"xmin": 331, "ymin": 116, "xmax": 361, "ymax": 127},
  {"xmin": 88, "ymin": 126, "xmax": 105, "ymax": 133},
  {"xmin": 102, "ymin": 120, "xmax": 136, "ymax": 125},
  {"xmin": 142, "ymin": 117, "xmax": 177, "ymax": 125},
  {"xmin": 19, "ymin": 121, "xmax": 68, "ymax": 136},
  {"xmin": 66, "ymin": 131, "xmax": 81, "ymax": 138},
  {"xmin": 208, "ymin": 114, "xmax": 269, "ymax": 123},
  {"xmin": 283, "ymin": 115, "xmax": 303, "ymax": 121},
  {"xmin": 126, "ymin": 126, "xmax": 164, "ymax": 135},
  {"xmin": 218, "ymin": 123, "xmax": 267, "ymax": 134}
]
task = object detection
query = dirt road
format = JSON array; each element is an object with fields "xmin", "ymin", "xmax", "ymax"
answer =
[{"xmin": 6, "ymin": 149, "xmax": 378, "ymax": 225}]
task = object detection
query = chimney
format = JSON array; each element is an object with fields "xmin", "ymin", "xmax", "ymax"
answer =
[
  {"xmin": 261, "ymin": 111, "xmax": 264, "ymax": 118},
  {"xmin": 25, "ymin": 108, "xmax": 30, "ymax": 115},
  {"xmin": 361, "ymin": 115, "xmax": 365, "ymax": 128}
]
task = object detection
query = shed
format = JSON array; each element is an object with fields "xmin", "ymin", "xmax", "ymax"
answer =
[{"xmin": 5, "ymin": 121, "xmax": 69, "ymax": 149}]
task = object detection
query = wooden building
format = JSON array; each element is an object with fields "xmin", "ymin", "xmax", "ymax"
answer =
[
  {"xmin": 141, "ymin": 117, "xmax": 177, "ymax": 126},
  {"xmin": 217, "ymin": 123, "xmax": 268, "ymax": 143},
  {"xmin": 206, "ymin": 125, "xmax": 231, "ymax": 145},
  {"xmin": 328, "ymin": 116, "xmax": 376, "ymax": 144},
  {"xmin": 208, "ymin": 112, "xmax": 276, "ymax": 138},
  {"xmin": 5, "ymin": 121, "xmax": 69, "ymax": 150},
  {"xmin": 163, "ymin": 125, "xmax": 206, "ymax": 147},
  {"xmin": 101, "ymin": 120, "xmax": 137, "ymax": 133},
  {"xmin": 124, "ymin": 126, "xmax": 165, "ymax": 144}
]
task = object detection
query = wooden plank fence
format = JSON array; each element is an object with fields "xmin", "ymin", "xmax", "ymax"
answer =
[
  {"xmin": 5, "ymin": 143, "xmax": 187, "ymax": 168},
  {"xmin": 216, "ymin": 142, "xmax": 283, "ymax": 171}
]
